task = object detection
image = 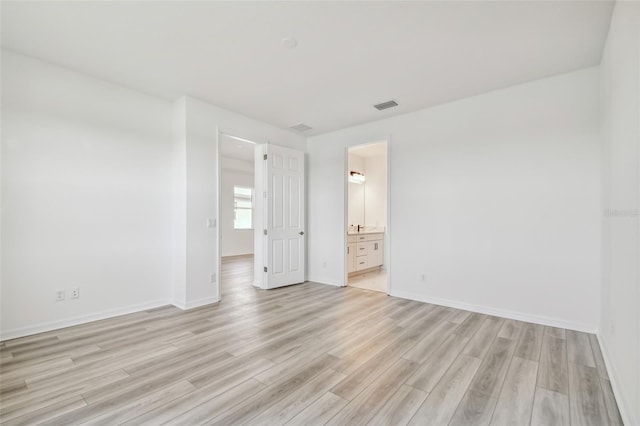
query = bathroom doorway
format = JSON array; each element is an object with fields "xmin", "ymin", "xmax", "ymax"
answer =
[{"xmin": 345, "ymin": 141, "xmax": 389, "ymax": 294}]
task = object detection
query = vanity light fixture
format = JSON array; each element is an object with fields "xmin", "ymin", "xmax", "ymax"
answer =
[{"xmin": 349, "ymin": 171, "xmax": 365, "ymax": 184}]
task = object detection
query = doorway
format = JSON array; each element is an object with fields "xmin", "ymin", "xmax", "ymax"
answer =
[
  {"xmin": 345, "ymin": 141, "xmax": 389, "ymax": 293},
  {"xmin": 218, "ymin": 133, "xmax": 257, "ymax": 299},
  {"xmin": 217, "ymin": 135, "xmax": 307, "ymax": 299}
]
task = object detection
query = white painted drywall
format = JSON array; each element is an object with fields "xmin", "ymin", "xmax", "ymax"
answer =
[
  {"xmin": 348, "ymin": 154, "xmax": 365, "ymax": 227},
  {"xmin": 0, "ymin": 51, "xmax": 306, "ymax": 337},
  {"xmin": 308, "ymin": 67, "xmax": 602, "ymax": 331},
  {"xmin": 171, "ymin": 98, "xmax": 188, "ymax": 307},
  {"xmin": 172, "ymin": 96, "xmax": 306, "ymax": 307},
  {"xmin": 1, "ymin": 51, "xmax": 173, "ymax": 339},
  {"xmin": 363, "ymin": 154, "xmax": 387, "ymax": 228},
  {"xmin": 220, "ymin": 160, "xmax": 255, "ymax": 257},
  {"xmin": 599, "ymin": 2, "xmax": 640, "ymax": 425}
]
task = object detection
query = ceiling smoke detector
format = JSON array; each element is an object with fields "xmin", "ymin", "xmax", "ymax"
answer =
[
  {"xmin": 373, "ymin": 100, "xmax": 399, "ymax": 111},
  {"xmin": 289, "ymin": 123, "xmax": 312, "ymax": 132},
  {"xmin": 281, "ymin": 37, "xmax": 298, "ymax": 49}
]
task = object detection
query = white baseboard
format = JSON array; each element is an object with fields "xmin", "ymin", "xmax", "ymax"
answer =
[
  {"xmin": 0, "ymin": 299, "xmax": 171, "ymax": 341},
  {"xmin": 390, "ymin": 289, "xmax": 596, "ymax": 333},
  {"xmin": 597, "ymin": 333, "xmax": 637, "ymax": 426},
  {"xmin": 171, "ymin": 296, "xmax": 219, "ymax": 310},
  {"xmin": 306, "ymin": 277, "xmax": 343, "ymax": 287}
]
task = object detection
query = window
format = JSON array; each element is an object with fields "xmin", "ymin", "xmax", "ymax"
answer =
[{"xmin": 234, "ymin": 186, "xmax": 253, "ymax": 229}]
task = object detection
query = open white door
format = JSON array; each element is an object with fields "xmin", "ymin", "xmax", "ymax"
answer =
[{"xmin": 257, "ymin": 144, "xmax": 305, "ymax": 289}]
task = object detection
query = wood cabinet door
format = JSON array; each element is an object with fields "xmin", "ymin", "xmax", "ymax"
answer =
[{"xmin": 347, "ymin": 243, "xmax": 356, "ymax": 273}]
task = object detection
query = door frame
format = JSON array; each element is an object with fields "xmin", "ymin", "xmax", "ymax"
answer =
[
  {"xmin": 343, "ymin": 138, "xmax": 392, "ymax": 294},
  {"xmin": 216, "ymin": 130, "xmax": 259, "ymax": 301}
]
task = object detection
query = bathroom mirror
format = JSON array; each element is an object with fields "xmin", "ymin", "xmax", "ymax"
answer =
[{"xmin": 347, "ymin": 142, "xmax": 387, "ymax": 232}]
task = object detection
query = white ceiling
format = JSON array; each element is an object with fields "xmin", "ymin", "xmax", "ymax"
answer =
[
  {"xmin": 1, "ymin": 1, "xmax": 614, "ymax": 136},
  {"xmin": 220, "ymin": 134, "xmax": 255, "ymax": 162},
  {"xmin": 350, "ymin": 141, "xmax": 388, "ymax": 158}
]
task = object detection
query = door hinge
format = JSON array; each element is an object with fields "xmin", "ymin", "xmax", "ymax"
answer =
[
  {"xmin": 264, "ymin": 266, "xmax": 268, "ymax": 273},
  {"xmin": 263, "ymin": 229, "xmax": 267, "ymax": 235},
  {"xmin": 263, "ymin": 154, "xmax": 267, "ymax": 160}
]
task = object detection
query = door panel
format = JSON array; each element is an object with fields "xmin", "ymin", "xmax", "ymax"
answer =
[
  {"xmin": 266, "ymin": 144, "xmax": 305, "ymax": 288},
  {"xmin": 272, "ymin": 239, "xmax": 284, "ymax": 274},
  {"xmin": 272, "ymin": 175, "xmax": 284, "ymax": 229},
  {"xmin": 289, "ymin": 239, "xmax": 300, "ymax": 272},
  {"xmin": 289, "ymin": 177, "xmax": 300, "ymax": 227}
]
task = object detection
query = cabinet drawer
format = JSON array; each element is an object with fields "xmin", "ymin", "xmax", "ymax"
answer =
[
  {"xmin": 356, "ymin": 256, "xmax": 369, "ymax": 270},
  {"xmin": 356, "ymin": 242, "xmax": 368, "ymax": 256},
  {"xmin": 350, "ymin": 233, "xmax": 384, "ymax": 242}
]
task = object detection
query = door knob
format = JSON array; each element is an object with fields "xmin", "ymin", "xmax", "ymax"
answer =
[{"xmin": 299, "ymin": 231, "xmax": 305, "ymax": 235}]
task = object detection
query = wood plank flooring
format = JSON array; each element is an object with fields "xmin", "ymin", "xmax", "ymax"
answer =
[{"xmin": 0, "ymin": 255, "xmax": 623, "ymax": 425}]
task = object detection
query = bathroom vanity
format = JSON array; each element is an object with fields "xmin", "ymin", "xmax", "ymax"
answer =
[{"xmin": 347, "ymin": 231, "xmax": 384, "ymax": 273}]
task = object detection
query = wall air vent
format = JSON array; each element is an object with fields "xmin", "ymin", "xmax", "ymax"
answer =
[
  {"xmin": 289, "ymin": 123, "xmax": 312, "ymax": 132},
  {"xmin": 373, "ymin": 100, "xmax": 398, "ymax": 111}
]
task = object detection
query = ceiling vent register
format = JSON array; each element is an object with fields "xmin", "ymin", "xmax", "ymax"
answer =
[
  {"xmin": 289, "ymin": 123, "xmax": 313, "ymax": 132},
  {"xmin": 373, "ymin": 100, "xmax": 399, "ymax": 110}
]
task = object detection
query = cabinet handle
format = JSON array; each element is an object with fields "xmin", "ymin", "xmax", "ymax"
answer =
[
  {"xmin": 347, "ymin": 247, "xmax": 349, "ymax": 254},
  {"xmin": 360, "ymin": 261, "xmax": 365, "ymax": 265},
  {"xmin": 374, "ymin": 243, "xmax": 378, "ymax": 250},
  {"xmin": 359, "ymin": 247, "xmax": 365, "ymax": 250}
]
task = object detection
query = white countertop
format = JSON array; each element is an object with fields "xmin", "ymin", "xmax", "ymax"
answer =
[{"xmin": 347, "ymin": 228, "xmax": 385, "ymax": 235}]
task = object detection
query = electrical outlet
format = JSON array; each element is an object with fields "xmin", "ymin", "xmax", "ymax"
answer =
[
  {"xmin": 210, "ymin": 273, "xmax": 216, "ymax": 284},
  {"xmin": 56, "ymin": 290, "xmax": 65, "ymax": 302},
  {"xmin": 71, "ymin": 287, "xmax": 80, "ymax": 299}
]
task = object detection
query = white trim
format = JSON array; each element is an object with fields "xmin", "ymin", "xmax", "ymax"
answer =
[
  {"xmin": 343, "ymin": 145, "xmax": 349, "ymax": 287},
  {"xmin": 215, "ymin": 127, "xmax": 222, "ymax": 303},
  {"xmin": 307, "ymin": 277, "xmax": 342, "ymax": 287},
  {"xmin": 171, "ymin": 296, "xmax": 219, "ymax": 311},
  {"xmin": 0, "ymin": 299, "xmax": 171, "ymax": 341},
  {"xmin": 597, "ymin": 333, "xmax": 636, "ymax": 426},
  {"xmin": 385, "ymin": 136, "xmax": 392, "ymax": 295},
  {"xmin": 390, "ymin": 289, "xmax": 596, "ymax": 333}
]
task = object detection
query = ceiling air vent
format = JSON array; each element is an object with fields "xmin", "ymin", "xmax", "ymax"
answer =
[
  {"xmin": 289, "ymin": 123, "xmax": 312, "ymax": 132},
  {"xmin": 373, "ymin": 100, "xmax": 398, "ymax": 111}
]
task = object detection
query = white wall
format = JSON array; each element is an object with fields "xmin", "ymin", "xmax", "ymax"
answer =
[
  {"xmin": 599, "ymin": 2, "xmax": 640, "ymax": 425},
  {"xmin": 1, "ymin": 51, "xmax": 174, "ymax": 339},
  {"xmin": 0, "ymin": 51, "xmax": 306, "ymax": 337},
  {"xmin": 363, "ymin": 154, "xmax": 387, "ymax": 228},
  {"xmin": 347, "ymin": 154, "xmax": 365, "ymax": 227},
  {"xmin": 221, "ymin": 158, "xmax": 255, "ymax": 257},
  {"xmin": 172, "ymin": 96, "xmax": 306, "ymax": 308},
  {"xmin": 171, "ymin": 98, "xmax": 188, "ymax": 306},
  {"xmin": 308, "ymin": 67, "xmax": 602, "ymax": 331}
]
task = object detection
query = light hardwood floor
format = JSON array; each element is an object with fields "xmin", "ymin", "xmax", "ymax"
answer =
[
  {"xmin": 0, "ymin": 255, "xmax": 623, "ymax": 425},
  {"xmin": 348, "ymin": 269, "xmax": 387, "ymax": 293}
]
